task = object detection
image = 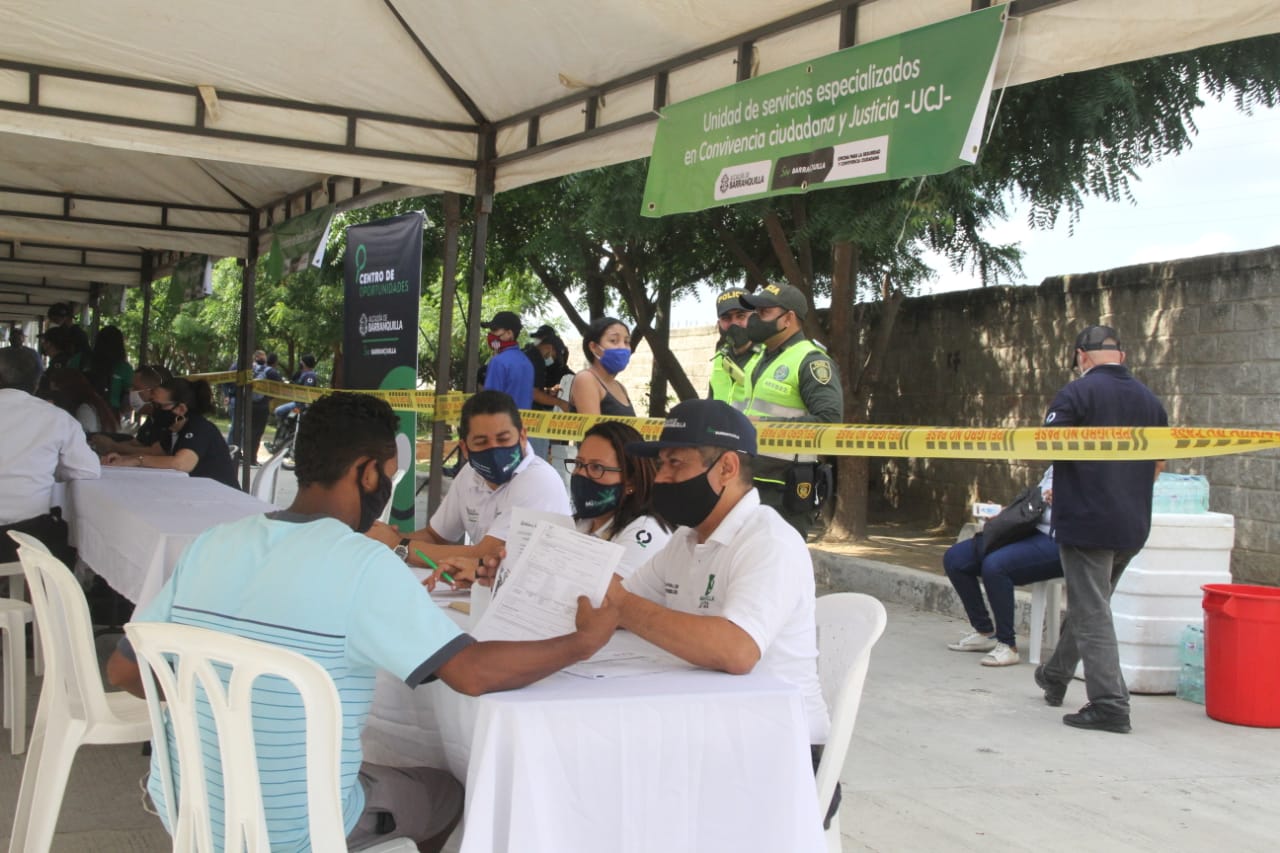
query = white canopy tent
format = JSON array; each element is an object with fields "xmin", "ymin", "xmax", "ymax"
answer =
[{"xmin": 2, "ymin": 0, "xmax": 1277, "ymax": 486}]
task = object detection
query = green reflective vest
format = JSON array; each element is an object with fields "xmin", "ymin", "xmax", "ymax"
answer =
[
  {"xmin": 709, "ymin": 349, "xmax": 750, "ymax": 409},
  {"xmin": 743, "ymin": 338, "xmax": 825, "ymax": 468},
  {"xmin": 742, "ymin": 339, "xmax": 824, "ymax": 420}
]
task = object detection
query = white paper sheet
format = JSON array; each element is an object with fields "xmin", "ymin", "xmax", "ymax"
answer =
[
  {"xmin": 494, "ymin": 506, "xmax": 574, "ymax": 593},
  {"xmin": 473, "ymin": 523, "xmax": 622, "ymax": 642}
]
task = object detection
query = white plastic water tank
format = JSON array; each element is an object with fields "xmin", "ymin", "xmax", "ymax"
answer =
[{"xmin": 1110, "ymin": 512, "xmax": 1234, "ymax": 693}]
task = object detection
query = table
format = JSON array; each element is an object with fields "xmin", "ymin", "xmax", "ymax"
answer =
[
  {"xmin": 364, "ymin": 620, "xmax": 825, "ymax": 853},
  {"xmin": 63, "ymin": 470, "xmax": 274, "ymax": 608}
]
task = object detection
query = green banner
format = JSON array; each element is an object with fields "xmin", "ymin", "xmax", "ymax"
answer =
[
  {"xmin": 641, "ymin": 6, "xmax": 1006, "ymax": 217},
  {"xmin": 263, "ymin": 204, "xmax": 335, "ymax": 284}
]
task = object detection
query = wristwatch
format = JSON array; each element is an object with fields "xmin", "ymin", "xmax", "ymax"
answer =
[{"xmin": 393, "ymin": 538, "xmax": 410, "ymax": 561}]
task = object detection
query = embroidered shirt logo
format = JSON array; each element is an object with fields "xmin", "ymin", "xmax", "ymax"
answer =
[{"xmin": 698, "ymin": 573, "xmax": 717, "ymax": 609}]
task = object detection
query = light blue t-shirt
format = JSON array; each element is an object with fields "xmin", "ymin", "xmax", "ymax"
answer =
[{"xmin": 125, "ymin": 512, "xmax": 471, "ymax": 851}]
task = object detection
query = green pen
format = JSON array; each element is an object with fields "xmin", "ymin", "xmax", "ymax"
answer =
[{"xmin": 414, "ymin": 548, "xmax": 454, "ymax": 584}]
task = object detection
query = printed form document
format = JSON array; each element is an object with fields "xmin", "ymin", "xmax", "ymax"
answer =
[{"xmin": 473, "ymin": 520, "xmax": 622, "ymax": 642}]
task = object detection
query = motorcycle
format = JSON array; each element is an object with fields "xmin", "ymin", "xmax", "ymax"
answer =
[{"xmin": 265, "ymin": 405, "xmax": 301, "ymax": 471}]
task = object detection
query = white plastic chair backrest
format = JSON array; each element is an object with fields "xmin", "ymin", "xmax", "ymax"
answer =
[
  {"xmin": 377, "ymin": 432, "xmax": 413, "ymax": 524},
  {"xmin": 250, "ymin": 441, "xmax": 291, "ymax": 504},
  {"xmin": 124, "ymin": 621, "xmax": 349, "ymax": 853},
  {"xmin": 814, "ymin": 593, "xmax": 888, "ymax": 813},
  {"xmin": 8, "ymin": 530, "xmax": 115, "ymax": 723}
]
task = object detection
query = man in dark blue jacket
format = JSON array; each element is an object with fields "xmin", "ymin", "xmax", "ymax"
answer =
[{"xmin": 1034, "ymin": 325, "xmax": 1167, "ymax": 733}]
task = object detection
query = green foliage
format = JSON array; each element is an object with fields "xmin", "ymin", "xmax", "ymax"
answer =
[{"xmin": 979, "ymin": 34, "xmax": 1280, "ymax": 231}]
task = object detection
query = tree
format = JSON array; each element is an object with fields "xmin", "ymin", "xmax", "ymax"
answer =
[{"xmin": 489, "ymin": 163, "xmax": 743, "ymax": 414}]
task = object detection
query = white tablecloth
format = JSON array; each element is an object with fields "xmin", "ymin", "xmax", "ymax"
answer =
[
  {"xmin": 364, "ymin": 624, "xmax": 825, "ymax": 853},
  {"xmin": 63, "ymin": 471, "xmax": 274, "ymax": 608}
]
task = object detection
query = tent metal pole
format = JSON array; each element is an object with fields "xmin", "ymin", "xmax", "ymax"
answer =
[
  {"xmin": 428, "ymin": 193, "xmax": 463, "ymax": 514},
  {"xmin": 139, "ymin": 254, "xmax": 153, "ymax": 364},
  {"xmin": 236, "ymin": 213, "xmax": 260, "ymax": 491},
  {"xmin": 462, "ymin": 129, "xmax": 496, "ymax": 394}
]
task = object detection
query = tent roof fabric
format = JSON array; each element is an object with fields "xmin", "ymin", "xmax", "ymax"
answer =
[{"xmin": 0, "ymin": 0, "xmax": 1277, "ymax": 314}]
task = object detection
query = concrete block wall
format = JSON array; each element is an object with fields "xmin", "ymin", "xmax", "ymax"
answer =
[{"xmin": 865, "ymin": 246, "xmax": 1280, "ymax": 586}]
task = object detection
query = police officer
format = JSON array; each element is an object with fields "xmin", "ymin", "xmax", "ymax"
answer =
[
  {"xmin": 739, "ymin": 282, "xmax": 842, "ymax": 538},
  {"xmin": 707, "ymin": 288, "xmax": 757, "ymax": 408}
]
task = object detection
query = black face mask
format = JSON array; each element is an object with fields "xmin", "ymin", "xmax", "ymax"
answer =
[
  {"xmin": 652, "ymin": 456, "xmax": 725, "ymax": 529},
  {"xmin": 746, "ymin": 313, "xmax": 781, "ymax": 343},
  {"xmin": 356, "ymin": 460, "xmax": 393, "ymax": 533},
  {"xmin": 721, "ymin": 324, "xmax": 752, "ymax": 349},
  {"xmin": 150, "ymin": 408, "xmax": 178, "ymax": 431}
]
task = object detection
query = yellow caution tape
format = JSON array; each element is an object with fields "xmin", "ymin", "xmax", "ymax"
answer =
[{"xmin": 179, "ymin": 376, "xmax": 1280, "ymax": 460}]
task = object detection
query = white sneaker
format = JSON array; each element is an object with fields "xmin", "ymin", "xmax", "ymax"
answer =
[
  {"xmin": 947, "ymin": 631, "xmax": 997, "ymax": 652},
  {"xmin": 981, "ymin": 642, "xmax": 1021, "ymax": 667}
]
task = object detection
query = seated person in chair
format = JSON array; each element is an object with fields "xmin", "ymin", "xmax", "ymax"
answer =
[
  {"xmin": 367, "ymin": 390, "xmax": 570, "ymax": 570},
  {"xmin": 107, "ymin": 392, "xmax": 618, "ymax": 852},
  {"xmin": 603, "ymin": 399, "xmax": 836, "ymax": 826},
  {"xmin": 0, "ymin": 348, "xmax": 100, "ymax": 566},
  {"xmin": 942, "ymin": 467, "xmax": 1063, "ymax": 667}
]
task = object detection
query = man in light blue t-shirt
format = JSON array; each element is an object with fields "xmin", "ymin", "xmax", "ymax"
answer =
[{"xmin": 108, "ymin": 392, "xmax": 618, "ymax": 852}]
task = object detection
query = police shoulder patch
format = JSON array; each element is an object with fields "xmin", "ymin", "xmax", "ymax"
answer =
[{"xmin": 808, "ymin": 359, "xmax": 832, "ymax": 385}]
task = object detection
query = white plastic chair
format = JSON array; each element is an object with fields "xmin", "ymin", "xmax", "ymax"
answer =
[
  {"xmin": 377, "ymin": 432, "xmax": 413, "ymax": 524},
  {"xmin": 124, "ymin": 621, "xmax": 415, "ymax": 853},
  {"xmin": 0, "ymin": 596, "xmax": 32, "ymax": 754},
  {"xmin": 250, "ymin": 440, "xmax": 292, "ymax": 505},
  {"xmin": 1028, "ymin": 577, "xmax": 1066, "ymax": 665},
  {"xmin": 0, "ymin": 559, "xmax": 42, "ymax": 677},
  {"xmin": 5, "ymin": 531, "xmax": 152, "ymax": 853},
  {"xmin": 815, "ymin": 593, "xmax": 889, "ymax": 853}
]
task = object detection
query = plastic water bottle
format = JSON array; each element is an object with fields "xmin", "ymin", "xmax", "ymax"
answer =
[
  {"xmin": 1151, "ymin": 473, "xmax": 1210, "ymax": 514},
  {"xmin": 1177, "ymin": 663, "xmax": 1206, "ymax": 705},
  {"xmin": 1178, "ymin": 624, "xmax": 1206, "ymax": 667}
]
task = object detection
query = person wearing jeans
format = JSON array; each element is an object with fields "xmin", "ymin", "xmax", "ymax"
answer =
[
  {"xmin": 943, "ymin": 467, "xmax": 1060, "ymax": 667},
  {"xmin": 1035, "ymin": 325, "xmax": 1166, "ymax": 734}
]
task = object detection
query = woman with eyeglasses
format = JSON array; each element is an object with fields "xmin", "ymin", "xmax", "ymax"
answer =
[
  {"xmin": 102, "ymin": 377, "xmax": 238, "ymax": 489},
  {"xmin": 567, "ymin": 421, "xmax": 671, "ymax": 576}
]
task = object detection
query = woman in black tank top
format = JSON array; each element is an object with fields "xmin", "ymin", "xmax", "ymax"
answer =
[{"xmin": 570, "ymin": 317, "xmax": 636, "ymax": 417}]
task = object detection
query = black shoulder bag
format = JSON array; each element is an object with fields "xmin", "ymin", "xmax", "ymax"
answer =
[{"xmin": 976, "ymin": 485, "xmax": 1046, "ymax": 558}]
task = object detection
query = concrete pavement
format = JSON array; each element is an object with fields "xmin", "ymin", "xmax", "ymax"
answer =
[{"xmin": 834, "ymin": 599, "xmax": 1280, "ymax": 853}]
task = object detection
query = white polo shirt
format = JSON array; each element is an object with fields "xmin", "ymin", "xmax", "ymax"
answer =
[
  {"xmin": 430, "ymin": 443, "xmax": 570, "ymax": 544},
  {"xmin": 0, "ymin": 388, "xmax": 101, "ymax": 523},
  {"xmin": 576, "ymin": 514, "xmax": 672, "ymax": 578},
  {"xmin": 625, "ymin": 488, "xmax": 829, "ymax": 743}
]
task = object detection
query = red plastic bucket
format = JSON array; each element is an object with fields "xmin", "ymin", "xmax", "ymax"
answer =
[{"xmin": 1201, "ymin": 584, "xmax": 1280, "ymax": 727}]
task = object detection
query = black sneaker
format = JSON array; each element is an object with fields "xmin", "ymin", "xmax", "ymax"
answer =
[
  {"xmin": 1063, "ymin": 703, "xmax": 1131, "ymax": 734},
  {"xmin": 1034, "ymin": 664, "xmax": 1067, "ymax": 707}
]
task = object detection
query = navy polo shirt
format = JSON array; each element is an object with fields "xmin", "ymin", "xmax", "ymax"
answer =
[{"xmin": 1045, "ymin": 364, "xmax": 1168, "ymax": 550}]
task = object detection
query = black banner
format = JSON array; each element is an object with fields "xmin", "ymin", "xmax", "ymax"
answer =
[{"xmin": 343, "ymin": 211, "xmax": 423, "ymax": 531}]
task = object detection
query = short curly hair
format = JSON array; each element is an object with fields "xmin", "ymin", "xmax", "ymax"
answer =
[{"xmin": 294, "ymin": 392, "xmax": 399, "ymax": 487}]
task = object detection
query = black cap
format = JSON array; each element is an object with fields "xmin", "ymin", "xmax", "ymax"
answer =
[
  {"xmin": 716, "ymin": 288, "xmax": 747, "ymax": 317},
  {"xmin": 740, "ymin": 282, "xmax": 808, "ymax": 319},
  {"xmin": 482, "ymin": 311, "xmax": 522, "ymax": 334},
  {"xmin": 529, "ymin": 324, "xmax": 557, "ymax": 341},
  {"xmin": 625, "ymin": 399, "xmax": 756, "ymax": 457},
  {"xmin": 1071, "ymin": 325, "xmax": 1122, "ymax": 367}
]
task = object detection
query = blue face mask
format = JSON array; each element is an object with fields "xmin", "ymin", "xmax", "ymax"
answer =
[
  {"xmin": 598, "ymin": 347, "xmax": 631, "ymax": 375},
  {"xmin": 467, "ymin": 442, "xmax": 524, "ymax": 485}
]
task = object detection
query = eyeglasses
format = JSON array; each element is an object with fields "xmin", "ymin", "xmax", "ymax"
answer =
[{"xmin": 564, "ymin": 459, "xmax": 623, "ymax": 479}]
